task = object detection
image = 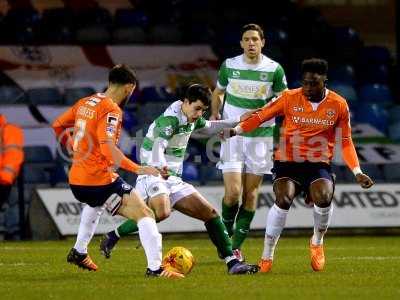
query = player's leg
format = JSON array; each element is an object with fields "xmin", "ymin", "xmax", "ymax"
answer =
[
  {"xmin": 221, "ymin": 172, "xmax": 242, "ymax": 237},
  {"xmin": 100, "ymin": 175, "xmax": 170, "ymax": 259},
  {"xmin": 308, "ymin": 170, "xmax": 334, "ymax": 272},
  {"xmin": 116, "ymin": 189, "xmax": 182, "ymax": 278},
  {"xmin": 67, "ymin": 204, "xmax": 105, "ymax": 271},
  {"xmin": 259, "ymin": 171, "xmax": 300, "ymax": 273},
  {"xmin": 172, "ymin": 189, "xmax": 258, "ymax": 275},
  {"xmin": 231, "ymin": 173, "xmax": 263, "ymax": 260},
  {"xmin": 218, "ymin": 136, "xmax": 244, "ymax": 237}
]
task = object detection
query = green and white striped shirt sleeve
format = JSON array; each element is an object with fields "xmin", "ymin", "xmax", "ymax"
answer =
[
  {"xmin": 217, "ymin": 61, "xmax": 229, "ymax": 90},
  {"xmin": 272, "ymin": 64, "xmax": 287, "ymax": 94}
]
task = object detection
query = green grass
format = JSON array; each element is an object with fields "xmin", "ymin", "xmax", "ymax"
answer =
[{"xmin": 0, "ymin": 236, "xmax": 399, "ymax": 299}]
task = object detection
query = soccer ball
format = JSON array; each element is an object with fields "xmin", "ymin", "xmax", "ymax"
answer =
[{"xmin": 162, "ymin": 246, "xmax": 195, "ymax": 275}]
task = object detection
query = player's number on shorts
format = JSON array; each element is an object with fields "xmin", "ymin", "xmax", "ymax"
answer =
[{"xmin": 73, "ymin": 119, "xmax": 87, "ymax": 151}]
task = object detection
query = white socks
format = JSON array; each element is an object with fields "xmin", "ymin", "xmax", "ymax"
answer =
[
  {"xmin": 311, "ymin": 204, "xmax": 333, "ymax": 245},
  {"xmin": 262, "ymin": 204, "xmax": 288, "ymax": 260},
  {"xmin": 74, "ymin": 205, "xmax": 105, "ymax": 254},
  {"xmin": 138, "ymin": 217, "xmax": 162, "ymax": 271}
]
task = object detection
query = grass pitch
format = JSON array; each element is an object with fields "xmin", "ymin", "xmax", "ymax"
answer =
[{"xmin": 0, "ymin": 235, "xmax": 399, "ymax": 300}]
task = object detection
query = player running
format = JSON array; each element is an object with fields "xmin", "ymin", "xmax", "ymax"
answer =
[
  {"xmin": 223, "ymin": 58, "xmax": 374, "ymax": 272},
  {"xmin": 211, "ymin": 23, "xmax": 288, "ymax": 261},
  {"xmin": 52, "ymin": 64, "xmax": 183, "ymax": 278},
  {"xmin": 100, "ymin": 84, "xmax": 259, "ymax": 275}
]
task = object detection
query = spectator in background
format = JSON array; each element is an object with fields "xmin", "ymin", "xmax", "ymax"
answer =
[{"xmin": 0, "ymin": 114, "xmax": 24, "ymax": 209}]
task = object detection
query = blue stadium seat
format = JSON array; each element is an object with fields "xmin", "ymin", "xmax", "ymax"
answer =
[
  {"xmin": 2, "ymin": 8, "xmax": 40, "ymax": 43},
  {"xmin": 328, "ymin": 82, "xmax": 358, "ymax": 106},
  {"xmin": 360, "ymin": 46, "xmax": 392, "ymax": 66},
  {"xmin": 40, "ymin": 8, "xmax": 75, "ymax": 43},
  {"xmin": 203, "ymin": 166, "xmax": 223, "ymax": 182},
  {"xmin": 64, "ymin": 87, "xmax": 95, "ymax": 105},
  {"xmin": 27, "ymin": 87, "xmax": 62, "ymax": 105},
  {"xmin": 331, "ymin": 164, "xmax": 345, "ymax": 183},
  {"xmin": 112, "ymin": 27, "xmax": 146, "ymax": 44},
  {"xmin": 329, "ymin": 65, "xmax": 355, "ymax": 85},
  {"xmin": 355, "ymin": 103, "xmax": 388, "ymax": 133},
  {"xmin": 149, "ymin": 25, "xmax": 183, "ymax": 43},
  {"xmin": 0, "ymin": 86, "xmax": 25, "ymax": 104},
  {"xmin": 76, "ymin": 7, "xmax": 112, "ymax": 28},
  {"xmin": 23, "ymin": 164, "xmax": 50, "ymax": 184},
  {"xmin": 359, "ymin": 64, "xmax": 390, "ymax": 84},
  {"xmin": 265, "ymin": 28, "xmax": 289, "ymax": 47},
  {"xmin": 382, "ymin": 163, "xmax": 400, "ymax": 182},
  {"xmin": 332, "ymin": 27, "xmax": 362, "ymax": 62},
  {"xmin": 141, "ymin": 87, "xmax": 168, "ymax": 102},
  {"xmin": 114, "ymin": 9, "xmax": 149, "ymax": 28},
  {"xmin": 76, "ymin": 26, "xmax": 111, "ymax": 44},
  {"xmin": 24, "ymin": 145, "xmax": 53, "ymax": 163},
  {"xmin": 358, "ymin": 84, "xmax": 393, "ymax": 105},
  {"xmin": 182, "ymin": 162, "xmax": 199, "ymax": 182}
]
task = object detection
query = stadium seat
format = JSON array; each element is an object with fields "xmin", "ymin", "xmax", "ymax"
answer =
[
  {"xmin": 75, "ymin": 7, "xmax": 112, "ymax": 28},
  {"xmin": 0, "ymin": 86, "xmax": 26, "ymax": 104},
  {"xmin": 140, "ymin": 86, "xmax": 169, "ymax": 103},
  {"xmin": 331, "ymin": 27, "xmax": 363, "ymax": 63},
  {"xmin": 328, "ymin": 82, "xmax": 358, "ymax": 106},
  {"xmin": 358, "ymin": 84, "xmax": 393, "ymax": 105},
  {"xmin": 114, "ymin": 9, "xmax": 149, "ymax": 28},
  {"xmin": 2, "ymin": 8, "xmax": 40, "ymax": 43},
  {"xmin": 27, "ymin": 87, "xmax": 63, "ymax": 105},
  {"xmin": 382, "ymin": 163, "xmax": 400, "ymax": 182},
  {"xmin": 360, "ymin": 46, "xmax": 392, "ymax": 66},
  {"xmin": 329, "ymin": 64, "xmax": 355, "ymax": 85},
  {"xmin": 23, "ymin": 164, "xmax": 50, "ymax": 184},
  {"xmin": 182, "ymin": 162, "xmax": 199, "ymax": 182},
  {"xmin": 76, "ymin": 26, "xmax": 111, "ymax": 44},
  {"xmin": 24, "ymin": 145, "xmax": 53, "ymax": 163},
  {"xmin": 355, "ymin": 103, "xmax": 388, "ymax": 133},
  {"xmin": 358, "ymin": 64, "xmax": 390, "ymax": 84},
  {"xmin": 265, "ymin": 28, "xmax": 289, "ymax": 47},
  {"xmin": 64, "ymin": 87, "xmax": 95, "ymax": 105},
  {"xmin": 149, "ymin": 25, "xmax": 183, "ymax": 44},
  {"xmin": 40, "ymin": 8, "xmax": 75, "ymax": 43},
  {"xmin": 112, "ymin": 27, "xmax": 146, "ymax": 44},
  {"xmin": 202, "ymin": 166, "xmax": 223, "ymax": 182}
]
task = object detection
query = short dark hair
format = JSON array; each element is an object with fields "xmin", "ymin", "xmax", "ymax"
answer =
[
  {"xmin": 301, "ymin": 58, "xmax": 328, "ymax": 76},
  {"xmin": 241, "ymin": 23, "xmax": 264, "ymax": 40},
  {"xmin": 185, "ymin": 84, "xmax": 211, "ymax": 106},
  {"xmin": 108, "ymin": 64, "xmax": 137, "ymax": 85}
]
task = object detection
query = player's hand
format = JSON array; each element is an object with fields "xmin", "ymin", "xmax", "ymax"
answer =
[
  {"xmin": 160, "ymin": 166, "xmax": 170, "ymax": 179},
  {"xmin": 219, "ymin": 128, "xmax": 237, "ymax": 140},
  {"xmin": 137, "ymin": 166, "xmax": 160, "ymax": 176},
  {"xmin": 356, "ymin": 173, "xmax": 374, "ymax": 189},
  {"xmin": 210, "ymin": 113, "xmax": 221, "ymax": 121}
]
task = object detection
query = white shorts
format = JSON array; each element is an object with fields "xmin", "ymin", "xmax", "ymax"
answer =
[
  {"xmin": 135, "ymin": 175, "xmax": 197, "ymax": 207},
  {"xmin": 217, "ymin": 136, "xmax": 273, "ymax": 175}
]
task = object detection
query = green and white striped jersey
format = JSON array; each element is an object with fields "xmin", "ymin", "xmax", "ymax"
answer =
[
  {"xmin": 217, "ymin": 54, "xmax": 287, "ymax": 137},
  {"xmin": 140, "ymin": 100, "xmax": 208, "ymax": 176}
]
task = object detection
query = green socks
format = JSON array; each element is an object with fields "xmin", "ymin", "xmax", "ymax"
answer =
[
  {"xmin": 205, "ymin": 216, "xmax": 233, "ymax": 258},
  {"xmin": 221, "ymin": 201, "xmax": 239, "ymax": 237},
  {"xmin": 232, "ymin": 206, "xmax": 255, "ymax": 250},
  {"xmin": 116, "ymin": 219, "xmax": 138, "ymax": 237}
]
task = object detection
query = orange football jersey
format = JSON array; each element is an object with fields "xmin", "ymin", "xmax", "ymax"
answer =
[
  {"xmin": 53, "ymin": 93, "xmax": 123, "ymax": 185},
  {"xmin": 241, "ymin": 88, "xmax": 357, "ymax": 167}
]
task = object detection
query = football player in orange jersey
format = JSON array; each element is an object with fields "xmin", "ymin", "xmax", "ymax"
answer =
[
  {"xmin": 223, "ymin": 58, "xmax": 374, "ymax": 273},
  {"xmin": 52, "ymin": 65, "xmax": 183, "ymax": 278}
]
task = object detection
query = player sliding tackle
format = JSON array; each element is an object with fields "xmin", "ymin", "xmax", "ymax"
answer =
[
  {"xmin": 101, "ymin": 84, "xmax": 259, "ymax": 274},
  {"xmin": 222, "ymin": 58, "xmax": 374, "ymax": 272},
  {"xmin": 53, "ymin": 65, "xmax": 183, "ymax": 278}
]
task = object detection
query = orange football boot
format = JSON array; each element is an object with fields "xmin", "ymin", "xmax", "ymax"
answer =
[
  {"xmin": 258, "ymin": 258, "xmax": 273, "ymax": 273},
  {"xmin": 309, "ymin": 239, "xmax": 325, "ymax": 271}
]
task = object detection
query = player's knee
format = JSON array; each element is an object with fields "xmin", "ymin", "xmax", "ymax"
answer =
[
  {"xmin": 224, "ymin": 186, "xmax": 241, "ymax": 203},
  {"xmin": 312, "ymin": 189, "xmax": 333, "ymax": 207},
  {"xmin": 275, "ymin": 194, "xmax": 293, "ymax": 210},
  {"xmin": 155, "ymin": 209, "xmax": 170, "ymax": 221}
]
